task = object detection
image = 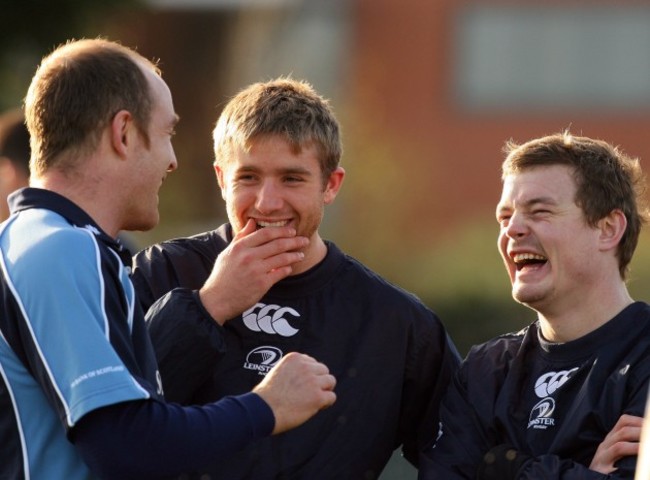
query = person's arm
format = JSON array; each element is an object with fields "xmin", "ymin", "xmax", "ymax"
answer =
[
  {"xmin": 145, "ymin": 288, "xmax": 227, "ymax": 403},
  {"xmin": 418, "ymin": 362, "xmax": 495, "ymax": 480},
  {"xmin": 475, "ymin": 444, "xmax": 635, "ymax": 479},
  {"xmin": 423, "ymin": 386, "xmax": 639, "ymax": 480},
  {"xmin": 589, "ymin": 414, "xmax": 642, "ymax": 474},
  {"xmin": 473, "ymin": 414, "xmax": 642, "ymax": 480},
  {"xmin": 140, "ymin": 221, "xmax": 310, "ymax": 403},
  {"xmin": 474, "ymin": 410, "xmax": 644, "ymax": 479},
  {"xmin": 196, "ymin": 219, "xmax": 308, "ymax": 324},
  {"xmin": 73, "ymin": 351, "xmax": 336, "ymax": 479},
  {"xmin": 73, "ymin": 393, "xmax": 273, "ymax": 480},
  {"xmin": 399, "ymin": 309, "xmax": 461, "ymax": 467}
]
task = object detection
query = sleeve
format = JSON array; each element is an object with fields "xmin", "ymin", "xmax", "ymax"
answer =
[
  {"xmin": 420, "ymin": 349, "xmax": 644, "ymax": 480},
  {"xmin": 72, "ymin": 393, "xmax": 275, "ymax": 479},
  {"xmin": 418, "ymin": 360, "xmax": 494, "ymax": 480},
  {"xmin": 399, "ymin": 308, "xmax": 462, "ymax": 467},
  {"xmin": 131, "ymin": 245, "xmax": 173, "ymax": 314},
  {"xmin": 508, "ymin": 375, "xmax": 647, "ymax": 480},
  {"xmin": 132, "ymin": 240, "xmax": 229, "ymax": 404},
  {"xmin": 145, "ymin": 288, "xmax": 227, "ymax": 403},
  {"xmin": 496, "ymin": 361, "xmax": 649, "ymax": 480},
  {"xmin": 8, "ymin": 227, "xmax": 150, "ymax": 427},
  {"xmin": 473, "ymin": 445, "xmax": 618, "ymax": 479},
  {"xmin": 515, "ymin": 454, "xmax": 630, "ymax": 479},
  {"xmin": 131, "ymin": 238, "xmax": 217, "ymax": 314}
]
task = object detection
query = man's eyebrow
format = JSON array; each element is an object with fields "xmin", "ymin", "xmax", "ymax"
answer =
[
  {"xmin": 234, "ymin": 165, "xmax": 313, "ymax": 175},
  {"xmin": 278, "ymin": 166, "xmax": 312, "ymax": 175},
  {"xmin": 234, "ymin": 164, "xmax": 259, "ymax": 173},
  {"xmin": 522, "ymin": 196, "xmax": 558, "ymax": 207}
]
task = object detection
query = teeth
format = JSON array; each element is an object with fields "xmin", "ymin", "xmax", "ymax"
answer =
[
  {"xmin": 513, "ymin": 253, "xmax": 546, "ymax": 263},
  {"xmin": 257, "ymin": 220, "xmax": 289, "ymax": 228}
]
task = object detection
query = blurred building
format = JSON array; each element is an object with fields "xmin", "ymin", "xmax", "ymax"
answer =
[
  {"xmin": 119, "ymin": 0, "xmax": 650, "ymax": 245},
  {"xmin": 352, "ymin": 0, "xmax": 650, "ymax": 234},
  {"xmin": 104, "ymin": 0, "xmax": 650, "ymax": 325}
]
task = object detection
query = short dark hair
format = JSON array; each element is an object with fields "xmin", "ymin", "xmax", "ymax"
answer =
[
  {"xmin": 503, "ymin": 131, "xmax": 648, "ymax": 278},
  {"xmin": 24, "ymin": 38, "xmax": 160, "ymax": 177},
  {"xmin": 0, "ymin": 108, "xmax": 30, "ymax": 175}
]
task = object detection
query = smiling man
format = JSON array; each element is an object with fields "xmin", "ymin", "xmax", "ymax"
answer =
[
  {"xmin": 132, "ymin": 77, "xmax": 460, "ymax": 479},
  {"xmin": 420, "ymin": 132, "xmax": 650, "ymax": 479},
  {"xmin": 0, "ymin": 40, "xmax": 336, "ymax": 479}
]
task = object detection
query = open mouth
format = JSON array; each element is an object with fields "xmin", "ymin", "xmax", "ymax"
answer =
[
  {"xmin": 513, "ymin": 253, "xmax": 547, "ymax": 271},
  {"xmin": 256, "ymin": 220, "xmax": 290, "ymax": 230}
]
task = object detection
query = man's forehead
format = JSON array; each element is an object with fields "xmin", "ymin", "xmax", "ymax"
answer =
[
  {"xmin": 503, "ymin": 164, "xmax": 575, "ymax": 187},
  {"xmin": 499, "ymin": 166, "xmax": 577, "ymax": 204}
]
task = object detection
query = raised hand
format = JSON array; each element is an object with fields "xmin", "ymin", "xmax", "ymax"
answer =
[{"xmin": 199, "ymin": 219, "xmax": 308, "ymax": 324}]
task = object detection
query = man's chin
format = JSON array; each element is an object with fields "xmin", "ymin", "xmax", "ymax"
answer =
[
  {"xmin": 123, "ymin": 215, "xmax": 159, "ymax": 233},
  {"xmin": 512, "ymin": 289, "xmax": 546, "ymax": 311},
  {"xmin": 513, "ymin": 283, "xmax": 537, "ymax": 302}
]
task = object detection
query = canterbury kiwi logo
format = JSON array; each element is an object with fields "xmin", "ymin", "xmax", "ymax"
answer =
[
  {"xmin": 534, "ymin": 368, "xmax": 578, "ymax": 398},
  {"xmin": 242, "ymin": 303, "xmax": 300, "ymax": 337}
]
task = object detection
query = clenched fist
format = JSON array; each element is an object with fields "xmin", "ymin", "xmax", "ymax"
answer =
[{"xmin": 253, "ymin": 352, "xmax": 337, "ymax": 434}]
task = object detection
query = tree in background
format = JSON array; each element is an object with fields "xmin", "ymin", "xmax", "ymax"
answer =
[{"xmin": 0, "ymin": 0, "xmax": 141, "ymax": 109}]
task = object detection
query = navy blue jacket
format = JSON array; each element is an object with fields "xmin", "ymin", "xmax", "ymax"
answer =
[
  {"xmin": 132, "ymin": 223, "xmax": 461, "ymax": 479},
  {"xmin": 420, "ymin": 302, "xmax": 650, "ymax": 479}
]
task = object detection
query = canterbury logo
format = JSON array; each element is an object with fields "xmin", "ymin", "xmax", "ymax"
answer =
[
  {"xmin": 242, "ymin": 303, "xmax": 300, "ymax": 337},
  {"xmin": 534, "ymin": 368, "xmax": 579, "ymax": 398}
]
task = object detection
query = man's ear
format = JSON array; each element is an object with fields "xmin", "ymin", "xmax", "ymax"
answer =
[
  {"xmin": 598, "ymin": 209, "xmax": 627, "ymax": 252},
  {"xmin": 323, "ymin": 167, "xmax": 345, "ymax": 205},
  {"xmin": 214, "ymin": 164, "xmax": 227, "ymax": 201},
  {"xmin": 110, "ymin": 110, "xmax": 134, "ymax": 158}
]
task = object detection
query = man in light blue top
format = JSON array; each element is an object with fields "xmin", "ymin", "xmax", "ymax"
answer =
[{"xmin": 0, "ymin": 38, "xmax": 336, "ymax": 479}]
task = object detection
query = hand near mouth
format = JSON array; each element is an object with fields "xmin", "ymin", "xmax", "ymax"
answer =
[{"xmin": 198, "ymin": 219, "xmax": 309, "ymax": 325}]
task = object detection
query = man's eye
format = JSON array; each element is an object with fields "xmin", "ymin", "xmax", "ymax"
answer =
[{"xmin": 236, "ymin": 175, "xmax": 255, "ymax": 182}]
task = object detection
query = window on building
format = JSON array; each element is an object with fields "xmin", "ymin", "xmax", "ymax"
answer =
[{"xmin": 454, "ymin": 5, "xmax": 650, "ymax": 112}]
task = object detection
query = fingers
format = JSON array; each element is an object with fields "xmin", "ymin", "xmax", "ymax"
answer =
[
  {"xmin": 281, "ymin": 352, "xmax": 337, "ymax": 406},
  {"xmin": 198, "ymin": 224, "xmax": 309, "ymax": 322},
  {"xmin": 616, "ymin": 414, "xmax": 644, "ymax": 430},
  {"xmin": 608, "ymin": 415, "xmax": 643, "ymax": 444},
  {"xmin": 319, "ymin": 375, "xmax": 337, "ymax": 408},
  {"xmin": 319, "ymin": 388, "xmax": 337, "ymax": 410},
  {"xmin": 234, "ymin": 224, "xmax": 309, "ymax": 261},
  {"xmin": 230, "ymin": 222, "xmax": 309, "ymax": 277},
  {"xmin": 589, "ymin": 414, "xmax": 643, "ymax": 474},
  {"xmin": 253, "ymin": 352, "xmax": 337, "ymax": 434}
]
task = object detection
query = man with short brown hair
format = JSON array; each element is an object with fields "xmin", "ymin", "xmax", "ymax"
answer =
[{"xmin": 421, "ymin": 132, "xmax": 649, "ymax": 479}]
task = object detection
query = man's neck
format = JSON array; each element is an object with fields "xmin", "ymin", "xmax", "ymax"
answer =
[
  {"xmin": 290, "ymin": 234, "xmax": 327, "ymax": 276},
  {"xmin": 32, "ymin": 168, "xmax": 120, "ymax": 238},
  {"xmin": 536, "ymin": 286, "xmax": 634, "ymax": 343}
]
